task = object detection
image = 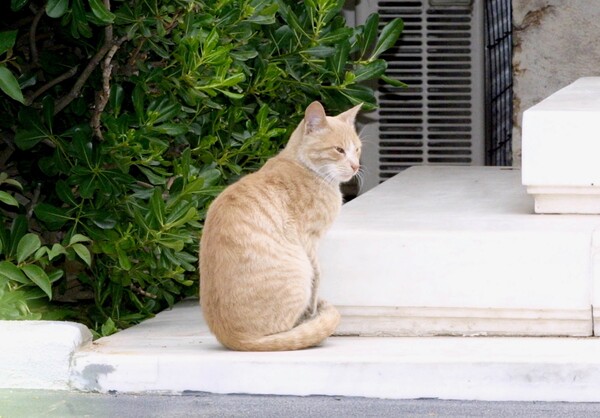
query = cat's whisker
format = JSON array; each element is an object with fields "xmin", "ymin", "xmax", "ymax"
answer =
[
  {"xmin": 359, "ymin": 138, "xmax": 378, "ymax": 154},
  {"xmin": 355, "ymin": 168, "xmax": 365, "ymax": 192}
]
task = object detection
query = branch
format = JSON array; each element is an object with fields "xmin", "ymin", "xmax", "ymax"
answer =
[
  {"xmin": 130, "ymin": 284, "xmax": 157, "ymax": 299},
  {"xmin": 91, "ymin": 42, "xmax": 121, "ymax": 139},
  {"xmin": 91, "ymin": 3, "xmax": 118, "ymax": 140},
  {"xmin": 26, "ymin": 183, "xmax": 41, "ymax": 220},
  {"xmin": 26, "ymin": 65, "xmax": 79, "ymax": 105},
  {"xmin": 53, "ymin": 33, "xmax": 128, "ymax": 116},
  {"xmin": 29, "ymin": 5, "xmax": 44, "ymax": 66}
]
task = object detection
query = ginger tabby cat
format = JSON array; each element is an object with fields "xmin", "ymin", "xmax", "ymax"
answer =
[{"xmin": 200, "ymin": 101, "xmax": 362, "ymax": 351}]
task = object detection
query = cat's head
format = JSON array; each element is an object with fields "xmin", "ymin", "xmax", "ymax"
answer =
[{"xmin": 292, "ymin": 101, "xmax": 362, "ymax": 183}]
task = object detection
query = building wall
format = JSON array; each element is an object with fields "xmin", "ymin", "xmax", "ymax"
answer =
[{"xmin": 512, "ymin": 1, "xmax": 600, "ymax": 165}]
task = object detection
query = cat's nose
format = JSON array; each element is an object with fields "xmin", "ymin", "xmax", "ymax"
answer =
[{"xmin": 350, "ymin": 162, "xmax": 360, "ymax": 172}]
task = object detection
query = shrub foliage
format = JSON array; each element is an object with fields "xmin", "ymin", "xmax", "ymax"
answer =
[{"xmin": 0, "ymin": 0, "xmax": 403, "ymax": 334}]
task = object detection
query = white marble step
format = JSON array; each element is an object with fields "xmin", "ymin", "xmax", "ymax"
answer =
[
  {"xmin": 70, "ymin": 300, "xmax": 600, "ymax": 402},
  {"xmin": 523, "ymin": 77, "xmax": 600, "ymax": 214},
  {"xmin": 319, "ymin": 166, "xmax": 600, "ymax": 336}
]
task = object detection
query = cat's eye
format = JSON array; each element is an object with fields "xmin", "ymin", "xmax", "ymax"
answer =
[{"xmin": 334, "ymin": 146, "xmax": 345, "ymax": 154}]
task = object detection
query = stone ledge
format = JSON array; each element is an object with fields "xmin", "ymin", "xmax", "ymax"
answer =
[
  {"xmin": 522, "ymin": 77, "xmax": 600, "ymax": 214},
  {"xmin": 335, "ymin": 306, "xmax": 591, "ymax": 337},
  {"xmin": 69, "ymin": 300, "xmax": 600, "ymax": 402},
  {"xmin": 526, "ymin": 186, "xmax": 600, "ymax": 214},
  {"xmin": 319, "ymin": 166, "xmax": 600, "ymax": 337},
  {"xmin": 0, "ymin": 320, "xmax": 92, "ymax": 390}
]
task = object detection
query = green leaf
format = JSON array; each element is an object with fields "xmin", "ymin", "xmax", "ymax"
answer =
[
  {"xmin": 165, "ymin": 207, "xmax": 197, "ymax": 229},
  {"xmin": 48, "ymin": 243, "xmax": 67, "ymax": 260},
  {"xmin": 72, "ymin": 243, "xmax": 92, "ymax": 267},
  {"xmin": 0, "ymin": 31, "xmax": 18, "ymax": 56},
  {"xmin": 339, "ymin": 84, "xmax": 377, "ymax": 108},
  {"xmin": 0, "ymin": 66, "xmax": 24, "ymax": 104},
  {"xmin": 21, "ymin": 264, "xmax": 52, "ymax": 299},
  {"xmin": 48, "ymin": 269, "xmax": 64, "ymax": 283},
  {"xmin": 0, "ymin": 173, "xmax": 23, "ymax": 190},
  {"xmin": 42, "ymin": 95, "xmax": 55, "ymax": 131},
  {"xmin": 276, "ymin": 0, "xmax": 305, "ymax": 36},
  {"xmin": 318, "ymin": 27, "xmax": 352, "ymax": 45},
  {"xmin": 116, "ymin": 246, "xmax": 131, "ymax": 271},
  {"xmin": 17, "ymin": 233, "xmax": 42, "ymax": 263},
  {"xmin": 147, "ymin": 99, "xmax": 180, "ymax": 124},
  {"xmin": 34, "ymin": 246, "xmax": 48, "ymax": 260},
  {"xmin": 198, "ymin": 168, "xmax": 222, "ymax": 187},
  {"xmin": 14, "ymin": 128, "xmax": 47, "ymax": 150},
  {"xmin": 380, "ymin": 74, "xmax": 408, "ymax": 88},
  {"xmin": 247, "ymin": 10, "xmax": 276, "ymax": 25},
  {"xmin": 0, "ymin": 261, "xmax": 29, "ymax": 284},
  {"xmin": 133, "ymin": 85, "xmax": 145, "ymax": 121},
  {"xmin": 72, "ymin": 126, "xmax": 93, "ymax": 162},
  {"xmin": 46, "ymin": 0, "xmax": 69, "ymax": 18},
  {"xmin": 34, "ymin": 203, "xmax": 71, "ymax": 229},
  {"xmin": 273, "ymin": 25, "xmax": 294, "ymax": 51},
  {"xmin": 304, "ymin": 46, "xmax": 335, "ymax": 58},
  {"xmin": 217, "ymin": 89, "xmax": 244, "ymax": 100},
  {"xmin": 159, "ymin": 239, "xmax": 185, "ymax": 251},
  {"xmin": 14, "ymin": 109, "xmax": 50, "ymax": 149},
  {"xmin": 154, "ymin": 123, "xmax": 188, "ymax": 136},
  {"xmin": 360, "ymin": 14, "xmax": 379, "ymax": 58},
  {"xmin": 9, "ymin": 215, "xmax": 28, "ymax": 257},
  {"xmin": 69, "ymin": 234, "xmax": 91, "ymax": 245},
  {"xmin": 370, "ymin": 18, "xmax": 403, "ymax": 60},
  {"xmin": 353, "ymin": 59, "xmax": 387, "ymax": 83},
  {"xmin": 150, "ymin": 188, "xmax": 166, "ymax": 226},
  {"xmin": 0, "ymin": 191, "xmax": 18, "ymax": 207},
  {"xmin": 138, "ymin": 166, "xmax": 167, "ymax": 185},
  {"xmin": 100, "ymin": 317, "xmax": 117, "ymax": 336},
  {"xmin": 329, "ymin": 40, "xmax": 350, "ymax": 82},
  {"xmin": 88, "ymin": 0, "xmax": 115, "ymax": 23},
  {"xmin": 90, "ymin": 211, "xmax": 116, "ymax": 229},
  {"xmin": 230, "ymin": 49, "xmax": 258, "ymax": 61},
  {"xmin": 71, "ymin": 0, "xmax": 92, "ymax": 38},
  {"xmin": 11, "ymin": 0, "xmax": 29, "ymax": 11},
  {"xmin": 56, "ymin": 180, "xmax": 77, "ymax": 206},
  {"xmin": 109, "ymin": 84, "xmax": 124, "ymax": 115}
]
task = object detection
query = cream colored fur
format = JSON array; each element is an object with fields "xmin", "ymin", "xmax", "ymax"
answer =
[{"xmin": 199, "ymin": 101, "xmax": 362, "ymax": 351}]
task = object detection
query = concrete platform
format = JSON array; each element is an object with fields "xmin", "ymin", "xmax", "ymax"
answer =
[
  {"xmin": 319, "ymin": 166, "xmax": 600, "ymax": 337},
  {"xmin": 70, "ymin": 299, "xmax": 600, "ymax": 402}
]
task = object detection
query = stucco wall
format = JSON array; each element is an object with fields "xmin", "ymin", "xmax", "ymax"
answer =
[{"xmin": 512, "ymin": 1, "xmax": 600, "ymax": 165}]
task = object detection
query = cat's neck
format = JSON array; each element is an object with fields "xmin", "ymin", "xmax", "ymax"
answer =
[
  {"xmin": 278, "ymin": 125, "xmax": 339, "ymax": 186},
  {"xmin": 279, "ymin": 123, "xmax": 304, "ymax": 158}
]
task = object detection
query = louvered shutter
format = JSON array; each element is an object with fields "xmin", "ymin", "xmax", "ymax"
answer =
[{"xmin": 356, "ymin": 0, "xmax": 485, "ymax": 192}]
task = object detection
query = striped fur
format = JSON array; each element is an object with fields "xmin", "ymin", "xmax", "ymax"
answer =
[{"xmin": 200, "ymin": 102, "xmax": 362, "ymax": 351}]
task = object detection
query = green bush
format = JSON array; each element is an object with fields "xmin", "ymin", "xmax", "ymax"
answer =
[{"xmin": 0, "ymin": 0, "xmax": 403, "ymax": 335}]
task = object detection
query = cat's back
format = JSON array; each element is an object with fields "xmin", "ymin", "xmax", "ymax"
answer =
[
  {"xmin": 205, "ymin": 156, "xmax": 337, "ymax": 223},
  {"xmin": 204, "ymin": 157, "xmax": 292, "ymax": 228}
]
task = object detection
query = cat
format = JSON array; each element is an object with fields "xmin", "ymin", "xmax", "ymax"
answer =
[{"xmin": 199, "ymin": 101, "xmax": 362, "ymax": 351}]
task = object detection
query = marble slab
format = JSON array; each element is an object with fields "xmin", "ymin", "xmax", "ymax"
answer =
[
  {"xmin": 320, "ymin": 166, "xmax": 600, "ymax": 336},
  {"xmin": 522, "ymin": 77, "xmax": 600, "ymax": 213}
]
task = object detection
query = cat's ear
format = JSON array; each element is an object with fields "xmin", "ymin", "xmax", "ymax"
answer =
[
  {"xmin": 304, "ymin": 101, "xmax": 329, "ymax": 135},
  {"xmin": 337, "ymin": 103, "xmax": 362, "ymax": 125}
]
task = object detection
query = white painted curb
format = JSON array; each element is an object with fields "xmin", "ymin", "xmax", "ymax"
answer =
[{"xmin": 0, "ymin": 320, "xmax": 92, "ymax": 390}]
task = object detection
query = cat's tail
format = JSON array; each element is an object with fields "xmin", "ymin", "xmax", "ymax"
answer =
[{"xmin": 223, "ymin": 301, "xmax": 341, "ymax": 351}]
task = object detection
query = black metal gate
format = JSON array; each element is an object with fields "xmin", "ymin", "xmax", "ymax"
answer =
[{"xmin": 484, "ymin": 0, "xmax": 513, "ymax": 166}]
